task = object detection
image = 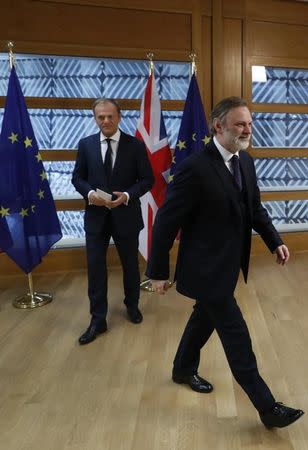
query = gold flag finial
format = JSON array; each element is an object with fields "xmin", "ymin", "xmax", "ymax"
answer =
[
  {"xmin": 189, "ymin": 52, "xmax": 197, "ymax": 76},
  {"xmin": 7, "ymin": 41, "xmax": 15, "ymax": 69},
  {"xmin": 146, "ymin": 52, "xmax": 154, "ymax": 75}
]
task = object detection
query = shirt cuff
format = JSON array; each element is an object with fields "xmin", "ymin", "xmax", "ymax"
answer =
[
  {"xmin": 123, "ymin": 192, "xmax": 129, "ymax": 205},
  {"xmin": 88, "ymin": 190, "xmax": 95, "ymax": 205}
]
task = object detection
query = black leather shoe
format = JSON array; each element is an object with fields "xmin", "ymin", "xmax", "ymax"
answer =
[
  {"xmin": 172, "ymin": 373, "xmax": 213, "ymax": 393},
  {"xmin": 78, "ymin": 321, "xmax": 107, "ymax": 345},
  {"xmin": 260, "ymin": 402, "xmax": 304, "ymax": 428},
  {"xmin": 126, "ymin": 307, "xmax": 143, "ymax": 324}
]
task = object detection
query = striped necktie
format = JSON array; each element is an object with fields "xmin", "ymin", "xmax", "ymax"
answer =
[{"xmin": 230, "ymin": 154, "xmax": 242, "ymax": 191}]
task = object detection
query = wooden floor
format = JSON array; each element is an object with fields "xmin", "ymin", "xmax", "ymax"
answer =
[{"xmin": 0, "ymin": 252, "xmax": 308, "ymax": 450}]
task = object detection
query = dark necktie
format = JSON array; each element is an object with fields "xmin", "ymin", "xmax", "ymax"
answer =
[
  {"xmin": 104, "ymin": 138, "xmax": 113, "ymax": 185},
  {"xmin": 230, "ymin": 154, "xmax": 242, "ymax": 191}
]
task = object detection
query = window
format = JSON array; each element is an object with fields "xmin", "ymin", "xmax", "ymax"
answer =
[
  {"xmin": 251, "ymin": 65, "xmax": 308, "ymax": 232},
  {"xmin": 252, "ymin": 67, "xmax": 308, "ymax": 104},
  {"xmin": 0, "ymin": 53, "xmax": 190, "ymax": 243}
]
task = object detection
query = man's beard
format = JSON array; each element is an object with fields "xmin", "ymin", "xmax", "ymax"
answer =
[
  {"xmin": 233, "ymin": 136, "xmax": 250, "ymax": 151},
  {"xmin": 224, "ymin": 129, "xmax": 251, "ymax": 152}
]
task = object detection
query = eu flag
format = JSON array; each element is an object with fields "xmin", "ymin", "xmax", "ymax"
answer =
[
  {"xmin": 169, "ymin": 73, "xmax": 210, "ymax": 182},
  {"xmin": 0, "ymin": 66, "xmax": 62, "ymax": 273}
]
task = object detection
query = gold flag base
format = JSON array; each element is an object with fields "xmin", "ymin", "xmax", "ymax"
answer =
[
  {"xmin": 140, "ymin": 279, "xmax": 173, "ymax": 292},
  {"xmin": 140, "ymin": 279, "xmax": 154, "ymax": 292},
  {"xmin": 12, "ymin": 273, "xmax": 53, "ymax": 309},
  {"xmin": 13, "ymin": 292, "xmax": 53, "ymax": 309}
]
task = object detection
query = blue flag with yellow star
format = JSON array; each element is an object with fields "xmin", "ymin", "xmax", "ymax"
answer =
[
  {"xmin": 168, "ymin": 73, "xmax": 210, "ymax": 183},
  {"xmin": 0, "ymin": 66, "xmax": 62, "ymax": 273}
]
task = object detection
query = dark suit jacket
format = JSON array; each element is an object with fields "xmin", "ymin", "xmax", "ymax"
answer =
[
  {"xmin": 72, "ymin": 130, "xmax": 154, "ymax": 237},
  {"xmin": 146, "ymin": 140, "xmax": 283, "ymax": 300}
]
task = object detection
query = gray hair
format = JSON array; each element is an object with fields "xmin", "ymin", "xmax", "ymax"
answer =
[
  {"xmin": 210, "ymin": 96, "xmax": 248, "ymax": 135},
  {"xmin": 92, "ymin": 98, "xmax": 121, "ymax": 115}
]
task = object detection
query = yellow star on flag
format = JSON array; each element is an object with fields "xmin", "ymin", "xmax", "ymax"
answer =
[
  {"xmin": 0, "ymin": 206, "xmax": 10, "ymax": 217},
  {"xmin": 20, "ymin": 208, "xmax": 29, "ymax": 217},
  {"xmin": 24, "ymin": 136, "xmax": 32, "ymax": 148},
  {"xmin": 8, "ymin": 132, "xmax": 18, "ymax": 143},
  {"xmin": 40, "ymin": 171, "xmax": 48, "ymax": 181},
  {"xmin": 38, "ymin": 190, "xmax": 44, "ymax": 199},
  {"xmin": 168, "ymin": 174, "xmax": 174, "ymax": 183},
  {"xmin": 35, "ymin": 153, "xmax": 42, "ymax": 162},
  {"xmin": 202, "ymin": 135, "xmax": 210, "ymax": 145},
  {"xmin": 176, "ymin": 140, "xmax": 186, "ymax": 150}
]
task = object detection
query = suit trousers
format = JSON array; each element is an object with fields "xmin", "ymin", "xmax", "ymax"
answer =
[
  {"xmin": 173, "ymin": 296, "xmax": 275, "ymax": 412},
  {"xmin": 85, "ymin": 213, "xmax": 140, "ymax": 324}
]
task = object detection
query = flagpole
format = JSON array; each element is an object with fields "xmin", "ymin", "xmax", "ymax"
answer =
[
  {"xmin": 147, "ymin": 52, "xmax": 154, "ymax": 76},
  {"xmin": 140, "ymin": 52, "xmax": 155, "ymax": 292},
  {"xmin": 139, "ymin": 52, "xmax": 173, "ymax": 293},
  {"xmin": 189, "ymin": 51, "xmax": 197, "ymax": 76},
  {"xmin": 5, "ymin": 43, "xmax": 54, "ymax": 309},
  {"xmin": 160, "ymin": 52, "xmax": 200, "ymax": 291},
  {"xmin": 7, "ymin": 41, "xmax": 15, "ymax": 69}
]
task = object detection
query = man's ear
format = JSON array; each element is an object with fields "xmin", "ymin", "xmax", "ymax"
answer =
[{"xmin": 213, "ymin": 118, "xmax": 222, "ymax": 134}]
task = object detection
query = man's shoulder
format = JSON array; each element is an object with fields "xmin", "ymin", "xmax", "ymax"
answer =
[
  {"xmin": 120, "ymin": 130, "xmax": 139, "ymax": 142},
  {"xmin": 239, "ymin": 149, "xmax": 254, "ymax": 164},
  {"xmin": 119, "ymin": 130, "xmax": 145, "ymax": 148},
  {"xmin": 79, "ymin": 132, "xmax": 100, "ymax": 145},
  {"xmin": 174, "ymin": 149, "xmax": 209, "ymax": 178},
  {"xmin": 184, "ymin": 140, "xmax": 215, "ymax": 165},
  {"xmin": 239, "ymin": 149, "xmax": 252, "ymax": 158},
  {"xmin": 204, "ymin": 138, "xmax": 219, "ymax": 154}
]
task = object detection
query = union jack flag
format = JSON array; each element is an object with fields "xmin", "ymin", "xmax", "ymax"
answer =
[{"xmin": 136, "ymin": 73, "xmax": 172, "ymax": 260}]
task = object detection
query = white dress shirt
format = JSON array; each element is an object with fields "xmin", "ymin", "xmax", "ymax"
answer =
[
  {"xmin": 100, "ymin": 129, "xmax": 120, "ymax": 168},
  {"xmin": 213, "ymin": 135, "xmax": 239, "ymax": 176},
  {"xmin": 88, "ymin": 129, "xmax": 129, "ymax": 204}
]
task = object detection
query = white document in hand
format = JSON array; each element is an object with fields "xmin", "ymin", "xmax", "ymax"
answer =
[{"xmin": 96, "ymin": 188, "xmax": 112, "ymax": 201}]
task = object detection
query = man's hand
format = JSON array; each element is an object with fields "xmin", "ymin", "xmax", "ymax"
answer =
[
  {"xmin": 275, "ymin": 244, "xmax": 290, "ymax": 266},
  {"xmin": 88, "ymin": 191, "xmax": 128, "ymax": 209},
  {"xmin": 150, "ymin": 280, "xmax": 170, "ymax": 295},
  {"xmin": 109, "ymin": 191, "xmax": 128, "ymax": 209},
  {"xmin": 88, "ymin": 191, "xmax": 111, "ymax": 208}
]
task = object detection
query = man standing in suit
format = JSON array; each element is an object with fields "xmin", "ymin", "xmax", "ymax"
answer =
[
  {"xmin": 72, "ymin": 98, "xmax": 154, "ymax": 345},
  {"xmin": 146, "ymin": 97, "xmax": 304, "ymax": 428}
]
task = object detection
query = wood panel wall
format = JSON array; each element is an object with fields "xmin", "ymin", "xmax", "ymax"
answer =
[{"xmin": 0, "ymin": 0, "xmax": 307, "ymax": 274}]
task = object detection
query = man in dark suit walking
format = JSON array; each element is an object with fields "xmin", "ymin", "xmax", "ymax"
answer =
[
  {"xmin": 72, "ymin": 98, "xmax": 154, "ymax": 345},
  {"xmin": 146, "ymin": 97, "xmax": 304, "ymax": 428}
]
